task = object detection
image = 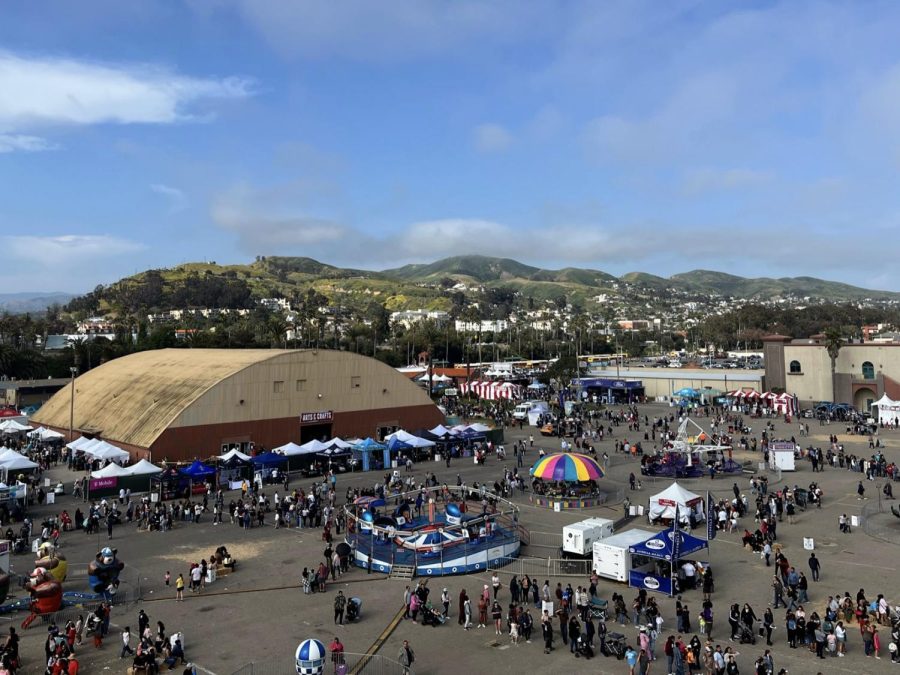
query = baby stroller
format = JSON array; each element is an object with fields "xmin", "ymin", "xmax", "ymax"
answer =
[
  {"xmin": 421, "ymin": 605, "xmax": 446, "ymax": 627},
  {"xmin": 737, "ymin": 623, "xmax": 756, "ymax": 645},
  {"xmin": 589, "ymin": 597, "xmax": 608, "ymax": 621},
  {"xmin": 346, "ymin": 597, "xmax": 361, "ymax": 622},
  {"xmin": 574, "ymin": 635, "xmax": 594, "ymax": 659},
  {"xmin": 603, "ymin": 632, "xmax": 627, "ymax": 659}
]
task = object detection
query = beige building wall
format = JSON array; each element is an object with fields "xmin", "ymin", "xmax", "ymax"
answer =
[
  {"xmin": 587, "ymin": 368, "xmax": 763, "ymax": 399},
  {"xmin": 781, "ymin": 343, "xmax": 900, "ymax": 404},
  {"xmin": 782, "ymin": 346, "xmax": 832, "ymax": 402},
  {"xmin": 172, "ymin": 350, "xmax": 432, "ymax": 428}
]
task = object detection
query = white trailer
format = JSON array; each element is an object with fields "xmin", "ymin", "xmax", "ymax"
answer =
[
  {"xmin": 562, "ymin": 517, "xmax": 615, "ymax": 558},
  {"xmin": 592, "ymin": 529, "xmax": 656, "ymax": 582}
]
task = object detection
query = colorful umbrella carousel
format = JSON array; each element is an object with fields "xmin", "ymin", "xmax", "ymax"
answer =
[{"xmin": 529, "ymin": 453, "xmax": 607, "ymax": 509}]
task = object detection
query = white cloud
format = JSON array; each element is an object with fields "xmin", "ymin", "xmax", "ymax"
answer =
[
  {"xmin": 1, "ymin": 234, "xmax": 144, "ymax": 264},
  {"xmin": 150, "ymin": 184, "xmax": 189, "ymax": 213},
  {"xmin": 473, "ymin": 123, "xmax": 513, "ymax": 153},
  {"xmin": 0, "ymin": 134, "xmax": 57, "ymax": 153},
  {"xmin": 0, "ymin": 50, "xmax": 253, "ymax": 152}
]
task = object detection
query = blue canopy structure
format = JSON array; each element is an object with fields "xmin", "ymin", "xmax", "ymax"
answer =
[
  {"xmin": 352, "ymin": 437, "xmax": 388, "ymax": 472},
  {"xmin": 386, "ymin": 437, "xmax": 413, "ymax": 453},
  {"xmin": 673, "ymin": 387, "xmax": 699, "ymax": 398},
  {"xmin": 629, "ymin": 529, "xmax": 708, "ymax": 561},
  {"xmin": 628, "ymin": 526, "xmax": 709, "ymax": 596},
  {"xmin": 178, "ymin": 460, "xmax": 215, "ymax": 478},
  {"xmin": 250, "ymin": 452, "xmax": 288, "ymax": 467}
]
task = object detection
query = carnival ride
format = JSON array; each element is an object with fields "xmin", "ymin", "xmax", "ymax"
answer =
[
  {"xmin": 643, "ymin": 418, "xmax": 741, "ymax": 478},
  {"xmin": 345, "ymin": 486, "xmax": 522, "ymax": 576},
  {"xmin": 0, "ymin": 546, "xmax": 127, "ymax": 628},
  {"xmin": 529, "ymin": 453, "xmax": 608, "ymax": 508}
]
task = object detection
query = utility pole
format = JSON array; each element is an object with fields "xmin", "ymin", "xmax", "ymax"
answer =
[{"xmin": 68, "ymin": 366, "xmax": 77, "ymax": 441}]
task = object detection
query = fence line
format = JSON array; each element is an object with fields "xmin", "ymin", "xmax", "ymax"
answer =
[
  {"xmin": 230, "ymin": 652, "xmax": 411, "ymax": 675},
  {"xmin": 487, "ymin": 555, "xmax": 593, "ymax": 578}
]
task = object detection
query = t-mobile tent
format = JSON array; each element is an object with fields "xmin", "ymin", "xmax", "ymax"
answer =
[{"xmin": 648, "ymin": 482, "xmax": 705, "ymax": 525}]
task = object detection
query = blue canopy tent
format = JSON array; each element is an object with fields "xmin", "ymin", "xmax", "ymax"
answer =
[
  {"xmin": 250, "ymin": 452, "xmax": 288, "ymax": 468},
  {"xmin": 673, "ymin": 387, "xmax": 700, "ymax": 399},
  {"xmin": 177, "ymin": 460, "xmax": 216, "ymax": 497},
  {"xmin": 628, "ymin": 527, "xmax": 709, "ymax": 596},
  {"xmin": 178, "ymin": 460, "xmax": 215, "ymax": 478},
  {"xmin": 352, "ymin": 438, "xmax": 388, "ymax": 472}
]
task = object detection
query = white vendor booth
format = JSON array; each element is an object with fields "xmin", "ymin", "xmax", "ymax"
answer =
[
  {"xmin": 648, "ymin": 482, "xmax": 705, "ymax": 526},
  {"xmin": 874, "ymin": 394, "xmax": 900, "ymax": 426},
  {"xmin": 768, "ymin": 441, "xmax": 796, "ymax": 471}
]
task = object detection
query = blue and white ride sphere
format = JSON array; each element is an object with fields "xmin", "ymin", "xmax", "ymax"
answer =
[{"xmin": 295, "ymin": 638, "xmax": 326, "ymax": 675}]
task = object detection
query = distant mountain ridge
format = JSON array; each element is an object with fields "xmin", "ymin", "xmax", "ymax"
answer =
[
  {"xmin": 67, "ymin": 254, "xmax": 900, "ymax": 318},
  {"xmin": 0, "ymin": 292, "xmax": 74, "ymax": 314}
]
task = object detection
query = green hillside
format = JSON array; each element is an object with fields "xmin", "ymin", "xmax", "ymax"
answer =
[{"xmin": 67, "ymin": 254, "xmax": 900, "ymax": 318}]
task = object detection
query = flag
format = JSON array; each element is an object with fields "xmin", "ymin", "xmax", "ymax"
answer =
[
  {"xmin": 706, "ymin": 491, "xmax": 717, "ymax": 541},
  {"xmin": 672, "ymin": 505, "xmax": 682, "ymax": 561}
]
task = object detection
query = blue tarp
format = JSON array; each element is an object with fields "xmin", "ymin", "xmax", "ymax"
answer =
[
  {"xmin": 629, "ymin": 529, "xmax": 708, "ymax": 561},
  {"xmin": 250, "ymin": 452, "xmax": 288, "ymax": 467},
  {"xmin": 178, "ymin": 460, "xmax": 216, "ymax": 478},
  {"xmin": 386, "ymin": 437, "xmax": 413, "ymax": 453}
]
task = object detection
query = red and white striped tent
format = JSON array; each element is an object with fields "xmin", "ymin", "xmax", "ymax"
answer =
[
  {"xmin": 459, "ymin": 380, "xmax": 523, "ymax": 400},
  {"xmin": 768, "ymin": 393, "xmax": 796, "ymax": 414},
  {"xmin": 726, "ymin": 389, "xmax": 761, "ymax": 400}
]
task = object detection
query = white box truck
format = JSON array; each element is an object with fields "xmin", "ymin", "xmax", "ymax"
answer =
[
  {"xmin": 592, "ymin": 528, "xmax": 656, "ymax": 582},
  {"xmin": 562, "ymin": 518, "xmax": 615, "ymax": 558}
]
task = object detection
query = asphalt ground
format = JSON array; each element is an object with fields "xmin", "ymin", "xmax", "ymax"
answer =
[{"xmin": 8, "ymin": 402, "xmax": 900, "ymax": 674}]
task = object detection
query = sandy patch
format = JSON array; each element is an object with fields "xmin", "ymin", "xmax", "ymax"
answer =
[{"xmin": 155, "ymin": 539, "xmax": 275, "ymax": 563}]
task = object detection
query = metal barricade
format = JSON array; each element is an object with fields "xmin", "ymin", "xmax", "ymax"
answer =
[{"xmin": 230, "ymin": 652, "xmax": 411, "ymax": 675}]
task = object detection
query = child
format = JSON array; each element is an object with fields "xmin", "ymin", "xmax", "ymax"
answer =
[
  {"xmin": 510, "ymin": 619, "xmax": 519, "ymax": 645},
  {"xmin": 164, "ymin": 571, "xmax": 171, "ymax": 586}
]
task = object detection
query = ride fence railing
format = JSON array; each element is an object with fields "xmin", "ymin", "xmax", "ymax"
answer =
[
  {"xmin": 487, "ymin": 555, "xmax": 593, "ymax": 579},
  {"xmin": 862, "ymin": 490, "xmax": 887, "ymax": 538},
  {"xmin": 10, "ymin": 562, "xmax": 143, "ymax": 609},
  {"xmin": 230, "ymin": 652, "xmax": 412, "ymax": 675}
]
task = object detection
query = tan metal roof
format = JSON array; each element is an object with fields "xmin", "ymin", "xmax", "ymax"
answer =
[{"xmin": 32, "ymin": 349, "xmax": 290, "ymax": 448}]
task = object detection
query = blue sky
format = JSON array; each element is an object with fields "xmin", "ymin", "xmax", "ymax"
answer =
[{"xmin": 2, "ymin": 1, "xmax": 900, "ymax": 293}]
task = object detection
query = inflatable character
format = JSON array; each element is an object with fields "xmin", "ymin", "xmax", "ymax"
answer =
[
  {"xmin": 35, "ymin": 542, "xmax": 68, "ymax": 583},
  {"xmin": 22, "ymin": 566, "xmax": 63, "ymax": 628},
  {"xmin": 87, "ymin": 547, "xmax": 124, "ymax": 594}
]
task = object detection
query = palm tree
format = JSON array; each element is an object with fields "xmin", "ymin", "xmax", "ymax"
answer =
[{"xmin": 824, "ymin": 327, "xmax": 843, "ymax": 402}]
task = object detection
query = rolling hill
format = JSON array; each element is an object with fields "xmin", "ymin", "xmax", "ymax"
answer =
[{"xmin": 69, "ymin": 254, "xmax": 900, "ymax": 317}]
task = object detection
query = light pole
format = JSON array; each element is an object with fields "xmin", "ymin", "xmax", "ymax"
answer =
[{"xmin": 68, "ymin": 366, "xmax": 77, "ymax": 441}]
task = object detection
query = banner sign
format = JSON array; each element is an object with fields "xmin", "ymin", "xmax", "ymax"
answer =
[
  {"xmin": 707, "ymin": 492, "xmax": 717, "ymax": 541},
  {"xmin": 300, "ymin": 411, "xmax": 333, "ymax": 425},
  {"xmin": 629, "ymin": 570, "xmax": 673, "ymax": 595},
  {"xmin": 89, "ymin": 477, "xmax": 118, "ymax": 491}
]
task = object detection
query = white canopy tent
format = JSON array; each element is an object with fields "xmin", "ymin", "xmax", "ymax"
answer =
[
  {"xmin": 874, "ymin": 394, "xmax": 900, "ymax": 425},
  {"xmin": 0, "ymin": 448, "xmax": 23, "ymax": 463},
  {"xmin": 90, "ymin": 462, "xmax": 133, "ymax": 479},
  {"xmin": 86, "ymin": 441, "xmax": 131, "ymax": 464},
  {"xmin": 648, "ymin": 481, "xmax": 705, "ymax": 525},
  {"xmin": 385, "ymin": 429, "xmax": 436, "ymax": 448},
  {"xmin": 0, "ymin": 451, "xmax": 40, "ymax": 472},
  {"xmin": 220, "ymin": 448, "xmax": 251, "ymax": 462},
  {"xmin": 428, "ymin": 425, "xmax": 457, "ymax": 438},
  {"xmin": 324, "ymin": 438, "xmax": 353, "ymax": 450},
  {"xmin": 0, "ymin": 419, "xmax": 32, "ymax": 433},
  {"xmin": 27, "ymin": 426, "xmax": 65, "ymax": 441},
  {"xmin": 128, "ymin": 459, "xmax": 164, "ymax": 475},
  {"xmin": 274, "ymin": 441, "xmax": 321, "ymax": 456},
  {"xmin": 66, "ymin": 436, "xmax": 93, "ymax": 451}
]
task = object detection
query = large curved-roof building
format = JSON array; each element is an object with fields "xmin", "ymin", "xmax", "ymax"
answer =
[{"xmin": 33, "ymin": 348, "xmax": 443, "ymax": 461}]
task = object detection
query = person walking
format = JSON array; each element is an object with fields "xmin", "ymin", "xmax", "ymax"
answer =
[
  {"xmin": 808, "ymin": 553, "xmax": 821, "ymax": 582},
  {"xmin": 458, "ymin": 589, "xmax": 467, "ymax": 626},
  {"xmin": 763, "ymin": 607, "xmax": 774, "ymax": 646},
  {"xmin": 398, "ymin": 640, "xmax": 415, "ymax": 675},
  {"xmin": 119, "ymin": 626, "xmax": 134, "ymax": 658},
  {"xmin": 334, "ymin": 590, "xmax": 346, "ymax": 625},
  {"xmin": 463, "ymin": 595, "xmax": 472, "ymax": 630}
]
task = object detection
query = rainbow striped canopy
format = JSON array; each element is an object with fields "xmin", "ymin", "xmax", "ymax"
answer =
[{"xmin": 530, "ymin": 453, "xmax": 604, "ymax": 482}]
